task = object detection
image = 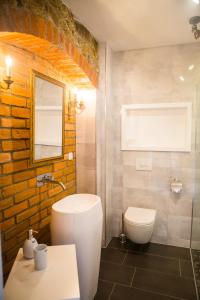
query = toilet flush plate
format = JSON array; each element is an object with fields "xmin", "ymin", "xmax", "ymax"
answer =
[{"xmin": 136, "ymin": 158, "xmax": 152, "ymax": 171}]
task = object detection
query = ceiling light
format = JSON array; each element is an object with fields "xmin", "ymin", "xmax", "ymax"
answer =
[
  {"xmin": 188, "ymin": 64, "xmax": 194, "ymax": 70},
  {"xmin": 179, "ymin": 76, "xmax": 185, "ymax": 81},
  {"xmin": 192, "ymin": 0, "xmax": 199, "ymax": 4}
]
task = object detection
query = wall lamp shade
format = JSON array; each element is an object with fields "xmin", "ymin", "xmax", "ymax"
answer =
[{"xmin": 0, "ymin": 56, "xmax": 14, "ymax": 90}]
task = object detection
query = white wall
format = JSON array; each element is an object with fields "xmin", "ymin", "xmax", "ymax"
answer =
[{"xmin": 98, "ymin": 42, "xmax": 200, "ymax": 248}]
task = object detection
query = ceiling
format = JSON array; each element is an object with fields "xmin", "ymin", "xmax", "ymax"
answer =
[{"xmin": 63, "ymin": 0, "xmax": 200, "ymax": 51}]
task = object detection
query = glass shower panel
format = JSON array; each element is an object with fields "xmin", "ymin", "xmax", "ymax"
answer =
[{"xmin": 191, "ymin": 85, "xmax": 200, "ymax": 299}]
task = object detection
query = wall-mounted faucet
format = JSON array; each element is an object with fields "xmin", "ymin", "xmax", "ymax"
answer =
[{"xmin": 37, "ymin": 173, "xmax": 66, "ymax": 190}]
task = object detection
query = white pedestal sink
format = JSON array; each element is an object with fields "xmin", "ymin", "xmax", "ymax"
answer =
[{"xmin": 51, "ymin": 194, "xmax": 103, "ymax": 300}]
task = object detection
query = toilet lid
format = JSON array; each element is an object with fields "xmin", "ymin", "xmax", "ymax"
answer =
[{"xmin": 124, "ymin": 207, "xmax": 156, "ymax": 226}]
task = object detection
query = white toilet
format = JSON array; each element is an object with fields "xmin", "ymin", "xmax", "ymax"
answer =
[{"xmin": 124, "ymin": 207, "xmax": 156, "ymax": 244}]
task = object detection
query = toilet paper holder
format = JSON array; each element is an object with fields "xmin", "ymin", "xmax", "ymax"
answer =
[{"xmin": 169, "ymin": 177, "xmax": 183, "ymax": 193}]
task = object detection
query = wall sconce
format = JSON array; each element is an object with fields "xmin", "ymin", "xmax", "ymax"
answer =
[
  {"xmin": 0, "ymin": 56, "xmax": 14, "ymax": 90},
  {"xmin": 68, "ymin": 87, "xmax": 85, "ymax": 118}
]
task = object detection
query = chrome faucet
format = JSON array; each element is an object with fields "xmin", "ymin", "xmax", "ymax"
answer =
[{"xmin": 37, "ymin": 173, "xmax": 66, "ymax": 190}]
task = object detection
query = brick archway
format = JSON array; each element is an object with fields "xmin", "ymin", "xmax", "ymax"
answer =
[{"xmin": 0, "ymin": 5, "xmax": 98, "ymax": 87}]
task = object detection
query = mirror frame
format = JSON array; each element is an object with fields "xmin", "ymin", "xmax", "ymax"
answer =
[{"xmin": 31, "ymin": 70, "xmax": 65, "ymax": 166}]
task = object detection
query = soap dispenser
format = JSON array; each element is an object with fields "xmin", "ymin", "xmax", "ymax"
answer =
[{"xmin": 23, "ymin": 229, "xmax": 38, "ymax": 259}]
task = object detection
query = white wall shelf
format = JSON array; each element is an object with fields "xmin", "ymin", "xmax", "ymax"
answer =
[{"xmin": 121, "ymin": 102, "xmax": 192, "ymax": 152}]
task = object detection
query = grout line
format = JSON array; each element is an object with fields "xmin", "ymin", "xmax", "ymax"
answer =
[
  {"xmin": 179, "ymin": 258, "xmax": 182, "ymax": 277},
  {"xmin": 190, "ymin": 248, "xmax": 199, "ymax": 300},
  {"xmin": 101, "ymin": 259, "xmax": 135, "ymax": 269},
  {"xmin": 126, "ymin": 248, "xmax": 181, "ymax": 262},
  {"xmin": 130, "ymin": 268, "xmax": 136, "ymax": 287},
  {"xmin": 121, "ymin": 252, "xmax": 128, "ymax": 265},
  {"xmin": 133, "ymin": 266, "xmax": 184, "ymax": 278},
  {"xmin": 108, "ymin": 283, "xmax": 116, "ymax": 300},
  {"xmin": 98, "ymin": 278, "xmax": 132, "ymax": 288},
  {"xmin": 109, "ymin": 240, "xmax": 190, "ymax": 261},
  {"xmin": 132, "ymin": 286, "xmax": 182, "ymax": 300}
]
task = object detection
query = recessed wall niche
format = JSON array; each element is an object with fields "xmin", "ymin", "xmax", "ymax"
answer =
[{"xmin": 121, "ymin": 102, "xmax": 192, "ymax": 152}]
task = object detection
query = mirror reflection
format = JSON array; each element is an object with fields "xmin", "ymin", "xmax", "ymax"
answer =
[{"xmin": 32, "ymin": 72, "xmax": 65, "ymax": 163}]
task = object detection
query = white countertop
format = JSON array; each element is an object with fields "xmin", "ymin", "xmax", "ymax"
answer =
[{"xmin": 4, "ymin": 245, "xmax": 80, "ymax": 300}]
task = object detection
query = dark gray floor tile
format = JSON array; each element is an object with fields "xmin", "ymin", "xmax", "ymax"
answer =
[
  {"xmin": 99, "ymin": 261, "xmax": 135, "ymax": 285},
  {"xmin": 110, "ymin": 285, "xmax": 179, "ymax": 300},
  {"xmin": 108, "ymin": 238, "xmax": 190, "ymax": 260},
  {"xmin": 101, "ymin": 248, "xmax": 127, "ymax": 264},
  {"xmin": 108, "ymin": 237, "xmax": 144, "ymax": 252},
  {"xmin": 124, "ymin": 252, "xmax": 180, "ymax": 275},
  {"xmin": 94, "ymin": 280, "xmax": 114, "ymax": 300},
  {"xmin": 145, "ymin": 243, "xmax": 191, "ymax": 260},
  {"xmin": 133, "ymin": 268, "xmax": 197, "ymax": 300},
  {"xmin": 180, "ymin": 259, "xmax": 194, "ymax": 278}
]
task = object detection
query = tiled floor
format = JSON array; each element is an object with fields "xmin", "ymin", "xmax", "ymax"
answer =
[
  {"xmin": 191, "ymin": 249, "xmax": 200, "ymax": 298},
  {"xmin": 94, "ymin": 237, "xmax": 197, "ymax": 300}
]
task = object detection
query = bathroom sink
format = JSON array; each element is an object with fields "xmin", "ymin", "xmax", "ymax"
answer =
[
  {"xmin": 51, "ymin": 193, "xmax": 101, "ymax": 214},
  {"xmin": 51, "ymin": 194, "xmax": 103, "ymax": 300}
]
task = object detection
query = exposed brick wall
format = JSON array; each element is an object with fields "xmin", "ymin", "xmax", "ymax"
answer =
[
  {"xmin": 0, "ymin": 42, "xmax": 76, "ymax": 280},
  {"xmin": 0, "ymin": 0, "xmax": 98, "ymax": 87}
]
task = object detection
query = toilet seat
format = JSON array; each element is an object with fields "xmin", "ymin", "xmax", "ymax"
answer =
[{"xmin": 124, "ymin": 207, "xmax": 156, "ymax": 226}]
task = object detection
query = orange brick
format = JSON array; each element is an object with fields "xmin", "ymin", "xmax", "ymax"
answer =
[
  {"xmin": 40, "ymin": 211, "xmax": 49, "ymax": 225},
  {"xmin": 65, "ymin": 123, "xmax": 75, "ymax": 130},
  {"xmin": 4, "ymin": 201, "xmax": 28, "ymax": 218},
  {"xmin": 4, "ymin": 220, "xmax": 29, "ymax": 240},
  {"xmin": 12, "ymin": 150, "xmax": 30, "ymax": 160},
  {"xmin": 26, "ymin": 119, "xmax": 30, "ymax": 128},
  {"xmin": 16, "ymin": 206, "xmax": 38, "ymax": 223},
  {"xmin": 15, "ymin": 188, "xmax": 36, "ymax": 203},
  {"xmin": 0, "ymin": 129, "xmax": 11, "ymax": 139},
  {"xmin": 12, "ymin": 129, "xmax": 30, "ymax": 139},
  {"xmin": 12, "ymin": 85, "xmax": 31, "ymax": 98},
  {"xmin": 40, "ymin": 191, "xmax": 48, "ymax": 201},
  {"xmin": 0, "ymin": 153, "xmax": 11, "ymax": 163},
  {"xmin": 29, "ymin": 195, "xmax": 40, "ymax": 206},
  {"xmin": 11, "ymin": 107, "xmax": 30, "ymax": 118},
  {"xmin": 65, "ymin": 138, "xmax": 75, "ymax": 145},
  {"xmin": 39, "ymin": 216, "xmax": 50, "ymax": 229},
  {"xmin": 2, "ymin": 181, "xmax": 27, "ymax": 197},
  {"xmin": 65, "ymin": 131, "xmax": 75, "ymax": 138},
  {"xmin": 65, "ymin": 145, "xmax": 76, "ymax": 153},
  {"xmin": 67, "ymin": 173, "xmax": 75, "ymax": 182},
  {"xmin": 67, "ymin": 159, "xmax": 75, "ymax": 167},
  {"xmin": 3, "ymin": 160, "xmax": 28, "ymax": 174},
  {"xmin": 28, "ymin": 178, "xmax": 37, "ymax": 187},
  {"xmin": 2, "ymin": 236, "xmax": 17, "ymax": 251},
  {"xmin": 48, "ymin": 185, "xmax": 62, "ymax": 198},
  {"xmin": 0, "ymin": 94, "xmax": 26, "ymax": 107},
  {"xmin": 5, "ymin": 247, "xmax": 19, "ymax": 261},
  {"xmin": 0, "ymin": 104, "xmax": 10, "ymax": 116},
  {"xmin": 0, "ymin": 218, "xmax": 15, "ymax": 231},
  {"xmin": 0, "ymin": 197, "xmax": 13, "ymax": 210},
  {"xmin": 53, "ymin": 161, "xmax": 67, "ymax": 171},
  {"xmin": 26, "ymin": 140, "xmax": 30, "ymax": 148},
  {"xmin": 0, "ymin": 175, "xmax": 12, "ymax": 187},
  {"xmin": 1, "ymin": 118, "xmax": 26, "ymax": 128},
  {"xmin": 30, "ymin": 213, "xmax": 40, "ymax": 225},
  {"xmin": 53, "ymin": 169, "xmax": 64, "ymax": 179},
  {"xmin": 65, "ymin": 165, "xmax": 75, "ymax": 175},
  {"xmin": 2, "ymin": 140, "xmax": 27, "ymax": 151},
  {"xmin": 36, "ymin": 165, "xmax": 52, "ymax": 175},
  {"xmin": 13, "ymin": 169, "xmax": 34, "ymax": 183}
]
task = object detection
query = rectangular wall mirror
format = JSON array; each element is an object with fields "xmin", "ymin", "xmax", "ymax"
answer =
[{"xmin": 31, "ymin": 71, "xmax": 65, "ymax": 164}]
